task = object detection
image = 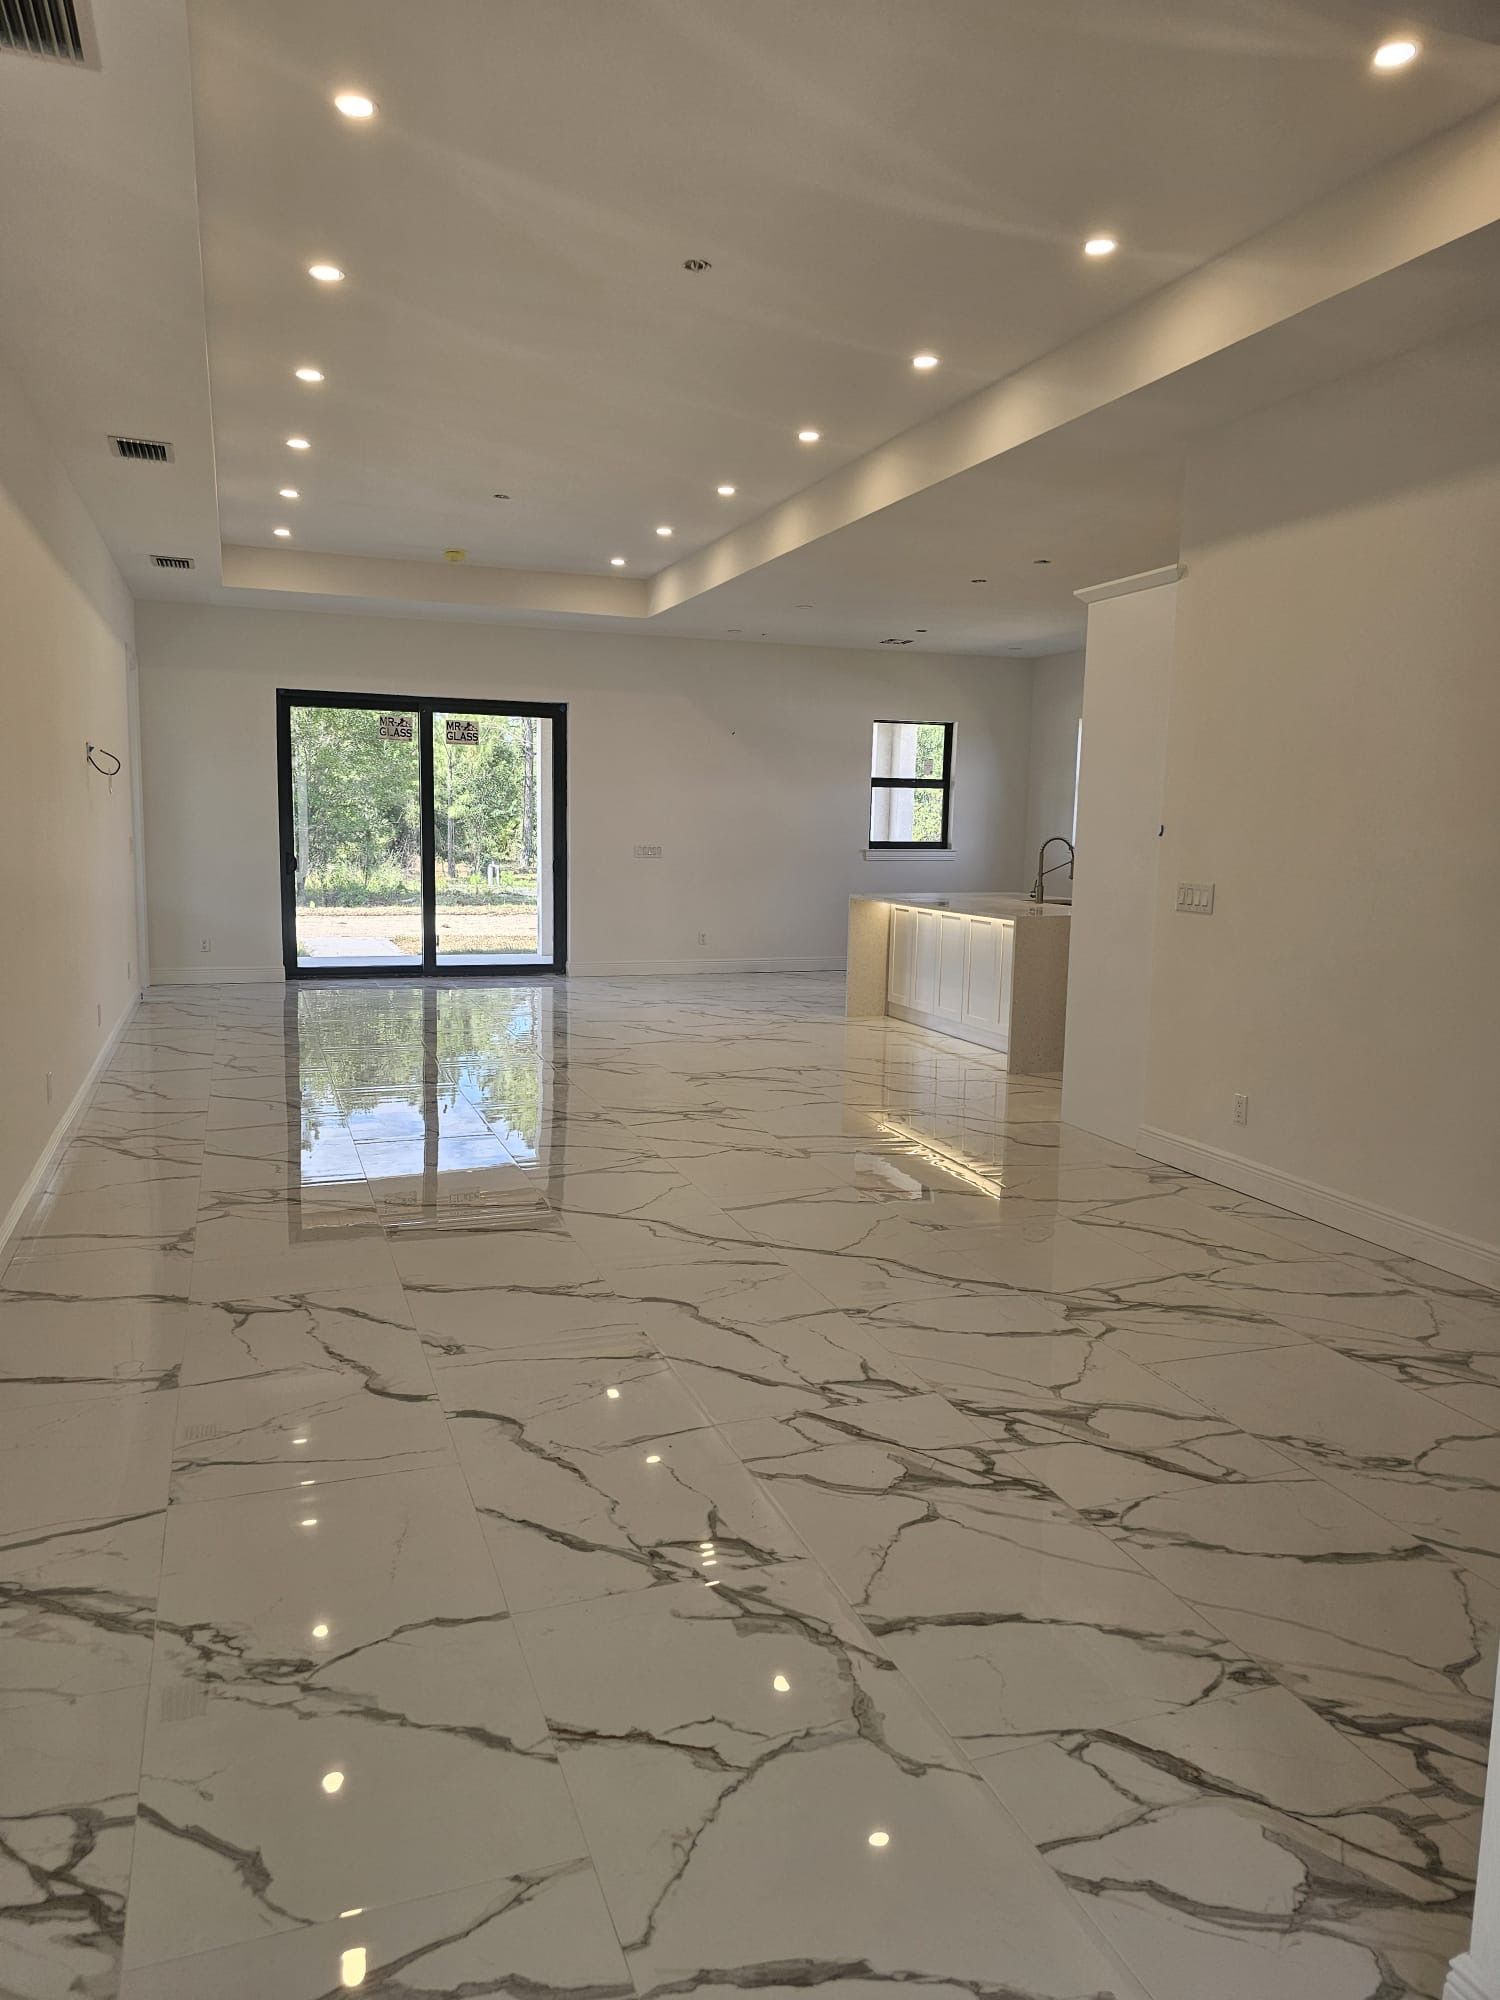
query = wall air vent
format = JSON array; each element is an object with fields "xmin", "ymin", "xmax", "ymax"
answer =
[
  {"xmin": 150, "ymin": 554, "xmax": 194, "ymax": 570},
  {"xmin": 1, "ymin": 0, "xmax": 96, "ymax": 66},
  {"xmin": 110, "ymin": 435, "xmax": 175, "ymax": 463},
  {"xmin": 880, "ymin": 637, "xmax": 915, "ymax": 646}
]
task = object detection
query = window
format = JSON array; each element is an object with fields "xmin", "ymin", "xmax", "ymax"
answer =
[{"xmin": 869, "ymin": 720, "xmax": 954, "ymax": 849}]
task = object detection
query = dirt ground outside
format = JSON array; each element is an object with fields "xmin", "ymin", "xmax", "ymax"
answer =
[{"xmin": 297, "ymin": 902, "xmax": 540, "ymax": 957}]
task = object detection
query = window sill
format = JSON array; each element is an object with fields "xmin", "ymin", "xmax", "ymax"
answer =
[{"xmin": 862, "ymin": 847, "xmax": 958, "ymax": 861}]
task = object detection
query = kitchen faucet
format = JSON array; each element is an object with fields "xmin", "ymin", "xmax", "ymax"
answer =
[{"xmin": 1030, "ymin": 836, "xmax": 1075, "ymax": 904}]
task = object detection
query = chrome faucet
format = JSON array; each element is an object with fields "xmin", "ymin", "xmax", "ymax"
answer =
[{"xmin": 1031, "ymin": 836, "xmax": 1075, "ymax": 904}]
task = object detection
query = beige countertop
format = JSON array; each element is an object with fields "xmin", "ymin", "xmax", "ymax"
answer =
[{"xmin": 849, "ymin": 891, "xmax": 1072, "ymax": 919}]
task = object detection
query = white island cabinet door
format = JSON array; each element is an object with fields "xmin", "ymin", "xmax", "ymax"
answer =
[
  {"xmin": 963, "ymin": 918, "xmax": 1013, "ymax": 1046},
  {"xmin": 888, "ymin": 905, "xmax": 916, "ymax": 1005},
  {"xmin": 913, "ymin": 909, "xmax": 939, "ymax": 1011},
  {"xmin": 936, "ymin": 913, "xmax": 968, "ymax": 1019}
]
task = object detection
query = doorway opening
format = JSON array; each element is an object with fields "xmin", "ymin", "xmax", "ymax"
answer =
[{"xmin": 276, "ymin": 691, "xmax": 567, "ymax": 977}]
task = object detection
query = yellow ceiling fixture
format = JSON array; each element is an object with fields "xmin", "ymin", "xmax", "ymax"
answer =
[{"xmin": 444, "ymin": 548, "xmax": 466, "ymax": 563}]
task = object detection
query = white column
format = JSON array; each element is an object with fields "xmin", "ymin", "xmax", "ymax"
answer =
[{"xmin": 1060, "ymin": 565, "xmax": 1180, "ymax": 1149}]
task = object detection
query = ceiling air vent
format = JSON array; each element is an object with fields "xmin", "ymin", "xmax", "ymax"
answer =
[
  {"xmin": 150, "ymin": 555, "xmax": 194, "ymax": 570},
  {"xmin": 1, "ymin": 0, "xmax": 96, "ymax": 66},
  {"xmin": 110, "ymin": 435, "xmax": 175, "ymax": 463}
]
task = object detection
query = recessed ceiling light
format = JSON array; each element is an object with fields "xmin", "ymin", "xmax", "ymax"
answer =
[
  {"xmin": 797, "ymin": 428, "xmax": 821, "ymax": 444},
  {"xmin": 911, "ymin": 353, "xmax": 940, "ymax": 370},
  {"xmin": 656, "ymin": 524, "xmax": 673, "ymax": 537},
  {"xmin": 307, "ymin": 263, "xmax": 345, "ymax": 284},
  {"xmin": 1372, "ymin": 37, "xmax": 1419, "ymax": 68},
  {"xmin": 868, "ymin": 1830, "xmax": 891, "ymax": 1849},
  {"xmin": 273, "ymin": 526, "xmax": 292, "ymax": 538},
  {"xmin": 1083, "ymin": 236, "xmax": 1118, "ymax": 258},
  {"xmin": 279, "ymin": 488, "xmax": 300, "ymax": 500},
  {"xmin": 321, "ymin": 1769, "xmax": 346, "ymax": 1795},
  {"xmin": 286, "ymin": 436, "xmax": 311, "ymax": 450},
  {"xmin": 610, "ymin": 556, "xmax": 627, "ymax": 567},
  {"xmin": 716, "ymin": 483, "xmax": 736, "ymax": 497},
  {"xmin": 333, "ymin": 91, "xmax": 376, "ymax": 119},
  {"xmin": 294, "ymin": 366, "xmax": 325, "ymax": 384}
]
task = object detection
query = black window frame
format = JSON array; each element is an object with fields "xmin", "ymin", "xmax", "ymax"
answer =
[
  {"xmin": 867, "ymin": 719, "xmax": 955, "ymax": 851},
  {"xmin": 275, "ymin": 688, "xmax": 568, "ymax": 979}
]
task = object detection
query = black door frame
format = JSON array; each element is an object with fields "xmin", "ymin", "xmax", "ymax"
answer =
[{"xmin": 275, "ymin": 689, "xmax": 568, "ymax": 979}]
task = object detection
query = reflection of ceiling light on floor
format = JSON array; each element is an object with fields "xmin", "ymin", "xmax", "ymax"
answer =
[{"xmin": 877, "ymin": 1120, "xmax": 1003, "ymax": 1199}]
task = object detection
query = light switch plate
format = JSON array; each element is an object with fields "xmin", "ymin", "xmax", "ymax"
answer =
[
  {"xmin": 1176, "ymin": 881, "xmax": 1215, "ymax": 915},
  {"xmin": 634, "ymin": 843, "xmax": 663, "ymax": 860}
]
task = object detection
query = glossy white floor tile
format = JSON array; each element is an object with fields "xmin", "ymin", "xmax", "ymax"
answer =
[{"xmin": 1, "ymin": 971, "xmax": 1495, "ymax": 1998}]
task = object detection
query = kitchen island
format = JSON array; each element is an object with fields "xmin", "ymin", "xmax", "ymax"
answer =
[{"xmin": 846, "ymin": 892, "xmax": 1071, "ymax": 1072}]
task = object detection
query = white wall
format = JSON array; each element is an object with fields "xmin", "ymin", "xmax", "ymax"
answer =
[
  {"xmin": 1024, "ymin": 651, "xmax": 1085, "ymax": 879},
  {"xmin": 1142, "ymin": 320, "xmax": 1500, "ymax": 1277},
  {"xmin": 135, "ymin": 604, "xmax": 1033, "ymax": 981},
  {"xmin": 0, "ymin": 346, "xmax": 139, "ymax": 1241},
  {"xmin": 1060, "ymin": 584, "xmax": 1177, "ymax": 1147}
]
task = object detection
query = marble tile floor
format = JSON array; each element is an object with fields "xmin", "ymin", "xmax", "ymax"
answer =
[{"xmin": 2, "ymin": 972, "xmax": 1497, "ymax": 1999}]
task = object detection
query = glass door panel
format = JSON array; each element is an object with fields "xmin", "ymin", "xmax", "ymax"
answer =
[
  {"xmin": 432, "ymin": 710, "xmax": 551, "ymax": 966},
  {"xmin": 288, "ymin": 702, "xmax": 423, "ymax": 971}
]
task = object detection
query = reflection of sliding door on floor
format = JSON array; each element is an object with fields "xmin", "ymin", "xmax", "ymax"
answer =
[{"xmin": 277, "ymin": 691, "xmax": 567, "ymax": 977}]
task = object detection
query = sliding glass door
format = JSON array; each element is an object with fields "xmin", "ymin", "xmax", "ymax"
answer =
[{"xmin": 277, "ymin": 691, "xmax": 566, "ymax": 977}]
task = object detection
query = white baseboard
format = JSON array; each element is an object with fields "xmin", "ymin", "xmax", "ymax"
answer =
[
  {"xmin": 152, "ymin": 963, "xmax": 285, "ymax": 985},
  {"xmin": 0, "ymin": 992, "xmax": 138, "ymax": 1268},
  {"xmin": 568, "ymin": 955, "xmax": 846, "ymax": 978},
  {"xmin": 1138, "ymin": 1125, "xmax": 1500, "ymax": 1290},
  {"xmin": 1444, "ymin": 1956, "xmax": 1492, "ymax": 2000}
]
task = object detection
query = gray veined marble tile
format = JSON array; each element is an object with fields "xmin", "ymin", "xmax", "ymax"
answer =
[
  {"xmin": 1151, "ymin": 1342, "xmax": 1500, "ymax": 1580},
  {"xmin": 619, "ymin": 1275, "xmax": 955, "ymax": 1430},
  {"xmin": 0, "ymin": 1685, "xmax": 148, "ymax": 2000},
  {"xmin": 1102, "ymin": 1475, "xmax": 1500, "ymax": 1817},
  {"xmin": 427, "ymin": 1326, "xmax": 709, "ymax": 1445},
  {"xmin": 170, "ymin": 1286, "xmax": 454, "ymax": 1502},
  {"xmin": 89, "ymin": 1073, "xmax": 213, "ymax": 1116},
  {"xmin": 390, "ymin": 1216, "xmax": 602, "ymax": 1293},
  {"xmin": 0, "ymin": 1293, "xmax": 188, "ymax": 1409},
  {"xmin": 0, "ymin": 1507, "xmax": 165, "ymax": 1713},
  {"xmin": 514, "ymin": 1562, "xmax": 1146, "ymax": 2000},
  {"xmin": 126, "ymin": 1467, "xmax": 589, "ymax": 1970},
  {"xmin": 47, "ymin": 1130, "xmax": 203, "ymax": 1197},
  {"xmin": 118, "ymin": 1857, "xmax": 634, "ymax": 1999},
  {"xmin": 720, "ymin": 1423, "xmax": 1247, "ymax": 1761},
  {"xmin": 985, "ymin": 1712, "xmax": 1473, "ymax": 1998},
  {"xmin": 0, "ymin": 1379, "xmax": 177, "ymax": 1534},
  {"xmin": 1009, "ymin": 1425, "xmax": 1306, "ymax": 1528},
  {"xmin": 188, "ymin": 1211, "xmax": 401, "ymax": 1303},
  {"xmin": 1, "ymin": 1242, "xmax": 193, "ymax": 1302},
  {"xmin": 454, "ymin": 1410, "xmax": 806, "ymax": 1615},
  {"xmin": 864, "ymin": 1306, "xmax": 1239, "ymax": 1455},
  {"xmin": 21, "ymin": 1174, "xmax": 202, "ymax": 1259}
]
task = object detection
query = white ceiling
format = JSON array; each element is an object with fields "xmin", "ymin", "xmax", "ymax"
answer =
[{"xmin": 2, "ymin": 0, "xmax": 1499, "ymax": 651}]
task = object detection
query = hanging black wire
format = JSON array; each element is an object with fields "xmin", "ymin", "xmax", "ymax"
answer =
[{"xmin": 86, "ymin": 743, "xmax": 122, "ymax": 777}]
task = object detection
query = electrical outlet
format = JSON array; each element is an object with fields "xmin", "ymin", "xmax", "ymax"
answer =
[
  {"xmin": 45, "ymin": 1070, "xmax": 53, "ymax": 1105},
  {"xmin": 1176, "ymin": 882, "xmax": 1215, "ymax": 915},
  {"xmin": 697, "ymin": 931, "xmax": 708, "ymax": 946},
  {"xmin": 200, "ymin": 937, "xmax": 213, "ymax": 953},
  {"xmin": 1232, "ymin": 1092, "xmax": 1249, "ymax": 1126}
]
